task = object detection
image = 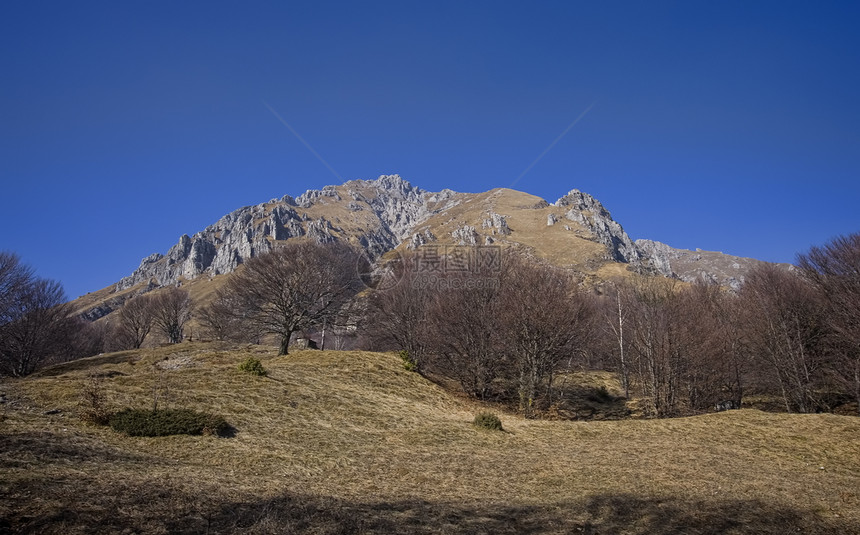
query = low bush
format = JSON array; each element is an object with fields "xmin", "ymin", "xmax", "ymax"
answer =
[
  {"xmin": 588, "ymin": 385, "xmax": 614, "ymax": 403},
  {"xmin": 78, "ymin": 375, "xmax": 111, "ymax": 425},
  {"xmin": 473, "ymin": 412, "xmax": 503, "ymax": 431},
  {"xmin": 399, "ymin": 350, "xmax": 416, "ymax": 372},
  {"xmin": 109, "ymin": 408, "xmax": 229, "ymax": 437},
  {"xmin": 238, "ymin": 357, "xmax": 267, "ymax": 376}
]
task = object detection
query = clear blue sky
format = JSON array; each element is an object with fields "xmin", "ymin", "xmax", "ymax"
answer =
[{"xmin": 2, "ymin": 1, "xmax": 859, "ymax": 300}]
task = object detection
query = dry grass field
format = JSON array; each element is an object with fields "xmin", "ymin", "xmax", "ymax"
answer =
[{"xmin": 2, "ymin": 343, "xmax": 860, "ymax": 534}]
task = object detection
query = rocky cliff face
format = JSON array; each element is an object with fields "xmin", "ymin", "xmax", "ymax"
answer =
[
  {"xmin": 345, "ymin": 174, "xmax": 432, "ymax": 241},
  {"xmin": 117, "ymin": 201, "xmax": 308, "ymax": 290},
  {"xmin": 554, "ymin": 189, "xmax": 641, "ymax": 264},
  {"xmin": 116, "ymin": 175, "xmax": 457, "ymax": 291},
  {"xmin": 634, "ymin": 239, "xmax": 787, "ymax": 290}
]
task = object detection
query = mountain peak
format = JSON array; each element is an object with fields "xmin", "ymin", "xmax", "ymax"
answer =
[
  {"xmin": 552, "ymin": 188, "xmax": 639, "ymax": 264},
  {"xmin": 372, "ymin": 173, "xmax": 421, "ymax": 195},
  {"xmin": 554, "ymin": 189, "xmax": 605, "ymax": 212}
]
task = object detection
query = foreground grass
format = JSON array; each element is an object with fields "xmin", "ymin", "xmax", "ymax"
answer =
[{"xmin": 1, "ymin": 342, "xmax": 859, "ymax": 534}]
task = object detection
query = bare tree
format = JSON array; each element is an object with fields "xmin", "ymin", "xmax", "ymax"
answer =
[
  {"xmin": 601, "ymin": 281, "xmax": 632, "ymax": 399},
  {"xmin": 1, "ymin": 252, "xmax": 107, "ymax": 373},
  {"xmin": 499, "ymin": 254, "xmax": 595, "ymax": 417},
  {"xmin": 798, "ymin": 232, "xmax": 860, "ymax": 413},
  {"xmin": 685, "ymin": 281, "xmax": 747, "ymax": 411},
  {"xmin": 0, "ymin": 252, "xmax": 34, "ymax": 326},
  {"xmin": 150, "ymin": 287, "xmax": 192, "ymax": 344},
  {"xmin": 0, "ymin": 277, "xmax": 70, "ymax": 377},
  {"xmin": 197, "ymin": 288, "xmax": 258, "ymax": 342},
  {"xmin": 223, "ymin": 241, "xmax": 363, "ymax": 355},
  {"xmin": 424, "ymin": 260, "xmax": 507, "ymax": 400},
  {"xmin": 66, "ymin": 316, "xmax": 109, "ymax": 358},
  {"xmin": 671, "ymin": 281, "xmax": 746, "ymax": 413},
  {"xmin": 622, "ymin": 277, "xmax": 686, "ymax": 417},
  {"xmin": 740, "ymin": 264, "xmax": 828, "ymax": 413},
  {"xmin": 414, "ymin": 251, "xmax": 596, "ymax": 412},
  {"xmin": 364, "ymin": 253, "xmax": 433, "ymax": 369},
  {"xmin": 111, "ymin": 294, "xmax": 155, "ymax": 349}
]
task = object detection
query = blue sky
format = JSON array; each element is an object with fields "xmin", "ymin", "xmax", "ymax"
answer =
[{"xmin": 2, "ymin": 1, "xmax": 859, "ymax": 300}]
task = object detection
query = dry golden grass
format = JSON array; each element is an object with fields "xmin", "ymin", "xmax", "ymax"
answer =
[
  {"xmin": 384, "ymin": 187, "xmax": 624, "ymax": 287},
  {"xmin": 473, "ymin": 188, "xmax": 610, "ymax": 270},
  {"xmin": 3, "ymin": 343, "xmax": 859, "ymax": 534},
  {"xmin": 395, "ymin": 187, "xmax": 630, "ymax": 277}
]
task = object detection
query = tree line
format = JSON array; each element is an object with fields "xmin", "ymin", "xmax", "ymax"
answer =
[
  {"xmin": 364, "ymin": 235, "xmax": 860, "ymax": 417},
  {"xmin": 591, "ymin": 234, "xmax": 860, "ymax": 418},
  {"xmin": 3, "ymin": 233, "xmax": 859, "ymax": 419}
]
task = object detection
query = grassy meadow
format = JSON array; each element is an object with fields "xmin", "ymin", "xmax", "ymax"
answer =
[{"xmin": 2, "ymin": 342, "xmax": 859, "ymax": 534}]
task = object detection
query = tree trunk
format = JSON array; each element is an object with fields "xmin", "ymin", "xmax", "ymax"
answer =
[
  {"xmin": 617, "ymin": 292, "xmax": 629, "ymax": 399},
  {"xmin": 279, "ymin": 330, "xmax": 293, "ymax": 355}
]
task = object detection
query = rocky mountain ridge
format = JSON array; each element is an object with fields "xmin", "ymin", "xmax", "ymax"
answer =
[
  {"xmin": 116, "ymin": 175, "xmax": 456, "ymax": 291},
  {"xmin": 635, "ymin": 239, "xmax": 783, "ymax": 290},
  {"xmin": 88, "ymin": 174, "xmax": 775, "ymax": 320}
]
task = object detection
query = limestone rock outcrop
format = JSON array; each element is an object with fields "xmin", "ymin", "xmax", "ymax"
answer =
[
  {"xmin": 452, "ymin": 225, "xmax": 480, "ymax": 246},
  {"xmin": 482, "ymin": 213, "xmax": 511, "ymax": 236},
  {"xmin": 634, "ymin": 239, "xmax": 784, "ymax": 290},
  {"xmin": 554, "ymin": 189, "xmax": 641, "ymax": 263}
]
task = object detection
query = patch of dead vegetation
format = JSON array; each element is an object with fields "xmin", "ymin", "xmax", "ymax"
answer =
[{"xmin": 154, "ymin": 353, "xmax": 197, "ymax": 370}]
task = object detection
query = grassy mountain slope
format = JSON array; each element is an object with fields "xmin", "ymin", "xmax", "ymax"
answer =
[
  {"xmin": 401, "ymin": 188, "xmax": 609, "ymax": 268},
  {"xmin": 2, "ymin": 343, "xmax": 860, "ymax": 533}
]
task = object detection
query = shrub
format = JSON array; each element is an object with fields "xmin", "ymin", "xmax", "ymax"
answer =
[
  {"xmin": 109, "ymin": 408, "xmax": 229, "ymax": 437},
  {"xmin": 399, "ymin": 350, "xmax": 416, "ymax": 372},
  {"xmin": 238, "ymin": 357, "xmax": 267, "ymax": 376},
  {"xmin": 473, "ymin": 412, "xmax": 503, "ymax": 431},
  {"xmin": 78, "ymin": 375, "xmax": 111, "ymax": 425},
  {"xmin": 587, "ymin": 385, "xmax": 615, "ymax": 403}
]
